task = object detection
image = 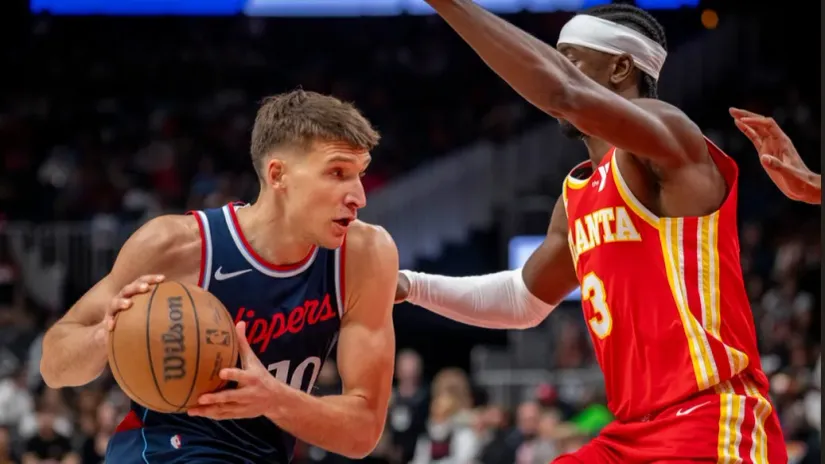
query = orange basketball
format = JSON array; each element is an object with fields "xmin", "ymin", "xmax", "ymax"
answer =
[{"xmin": 107, "ymin": 281, "xmax": 239, "ymax": 413}]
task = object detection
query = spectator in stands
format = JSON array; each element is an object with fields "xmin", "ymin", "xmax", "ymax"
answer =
[
  {"xmin": 411, "ymin": 393, "xmax": 478, "ymax": 464},
  {"xmin": 0, "ymin": 368, "xmax": 33, "ymax": 441},
  {"xmin": 512, "ymin": 401, "xmax": 540, "ymax": 464},
  {"xmin": 20, "ymin": 403, "xmax": 79, "ymax": 464},
  {"xmin": 389, "ymin": 350, "xmax": 429, "ymax": 463},
  {"xmin": 530, "ymin": 409, "xmax": 563, "ymax": 463},
  {"xmin": 474, "ymin": 404, "xmax": 519, "ymax": 464},
  {"xmin": 430, "ymin": 369, "xmax": 474, "ymax": 421}
]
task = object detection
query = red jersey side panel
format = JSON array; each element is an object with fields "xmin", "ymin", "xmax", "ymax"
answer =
[{"xmin": 562, "ymin": 140, "xmax": 769, "ymax": 428}]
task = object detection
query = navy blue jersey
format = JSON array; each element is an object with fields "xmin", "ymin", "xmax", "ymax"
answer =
[{"xmin": 106, "ymin": 203, "xmax": 343, "ymax": 464}]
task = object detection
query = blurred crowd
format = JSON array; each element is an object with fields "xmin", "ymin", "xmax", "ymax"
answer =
[{"xmin": 0, "ymin": 9, "xmax": 821, "ymax": 464}]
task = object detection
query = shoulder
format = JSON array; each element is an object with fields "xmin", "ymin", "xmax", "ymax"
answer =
[
  {"xmin": 129, "ymin": 214, "xmax": 199, "ymax": 250},
  {"xmin": 631, "ymin": 98, "xmax": 708, "ymax": 164},
  {"xmin": 343, "ymin": 220, "xmax": 398, "ymax": 268},
  {"xmin": 341, "ymin": 221, "xmax": 398, "ymax": 301},
  {"xmin": 119, "ymin": 214, "xmax": 201, "ymax": 269}
]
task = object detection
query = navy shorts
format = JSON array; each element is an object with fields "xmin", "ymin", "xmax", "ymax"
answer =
[{"xmin": 106, "ymin": 427, "xmax": 277, "ymax": 464}]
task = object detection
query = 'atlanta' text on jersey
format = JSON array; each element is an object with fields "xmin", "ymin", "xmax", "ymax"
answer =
[{"xmin": 562, "ymin": 140, "xmax": 770, "ymax": 424}]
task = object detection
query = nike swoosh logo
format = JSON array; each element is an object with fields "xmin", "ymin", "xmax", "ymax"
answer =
[
  {"xmin": 214, "ymin": 267, "xmax": 253, "ymax": 281},
  {"xmin": 676, "ymin": 401, "xmax": 711, "ymax": 416}
]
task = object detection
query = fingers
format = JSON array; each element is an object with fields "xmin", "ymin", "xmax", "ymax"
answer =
[
  {"xmin": 120, "ymin": 275, "xmax": 165, "ymax": 298},
  {"xmin": 197, "ymin": 382, "xmax": 250, "ymax": 405},
  {"xmin": 734, "ymin": 119, "xmax": 762, "ymax": 147},
  {"xmin": 234, "ymin": 321, "xmax": 256, "ymax": 365},
  {"xmin": 738, "ymin": 117, "xmax": 789, "ymax": 144},
  {"xmin": 106, "ymin": 274, "xmax": 166, "ymax": 330},
  {"xmin": 729, "ymin": 107, "xmax": 764, "ymax": 120},
  {"xmin": 219, "ymin": 367, "xmax": 258, "ymax": 384},
  {"xmin": 761, "ymin": 155, "xmax": 812, "ymax": 181}
]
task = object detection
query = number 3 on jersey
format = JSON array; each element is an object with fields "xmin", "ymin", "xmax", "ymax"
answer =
[
  {"xmin": 582, "ymin": 272, "xmax": 612, "ymax": 339},
  {"xmin": 267, "ymin": 357, "xmax": 321, "ymax": 394}
]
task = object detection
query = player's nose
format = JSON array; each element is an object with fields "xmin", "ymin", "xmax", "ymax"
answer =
[{"xmin": 346, "ymin": 179, "xmax": 367, "ymax": 210}]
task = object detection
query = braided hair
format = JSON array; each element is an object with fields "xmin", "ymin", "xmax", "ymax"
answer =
[{"xmin": 584, "ymin": 3, "xmax": 667, "ymax": 98}]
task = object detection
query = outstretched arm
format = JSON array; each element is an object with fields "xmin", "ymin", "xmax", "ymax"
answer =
[
  {"xmin": 424, "ymin": 0, "xmax": 706, "ymax": 168},
  {"xmin": 398, "ymin": 198, "xmax": 578, "ymax": 328},
  {"xmin": 731, "ymin": 108, "xmax": 821, "ymax": 205}
]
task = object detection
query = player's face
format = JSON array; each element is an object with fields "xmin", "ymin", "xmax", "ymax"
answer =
[
  {"xmin": 281, "ymin": 141, "xmax": 370, "ymax": 249},
  {"xmin": 556, "ymin": 44, "xmax": 621, "ymax": 139}
]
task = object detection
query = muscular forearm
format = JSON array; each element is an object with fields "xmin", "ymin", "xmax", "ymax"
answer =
[
  {"xmin": 401, "ymin": 269, "xmax": 555, "ymax": 329},
  {"xmin": 40, "ymin": 323, "xmax": 107, "ymax": 388},
  {"xmin": 265, "ymin": 385, "xmax": 383, "ymax": 459},
  {"xmin": 425, "ymin": 0, "xmax": 574, "ymax": 112}
]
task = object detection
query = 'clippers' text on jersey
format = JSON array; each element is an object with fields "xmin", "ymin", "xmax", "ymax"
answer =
[{"xmin": 106, "ymin": 202, "xmax": 344, "ymax": 464}]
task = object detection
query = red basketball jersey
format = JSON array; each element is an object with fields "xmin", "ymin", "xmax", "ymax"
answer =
[{"xmin": 562, "ymin": 139, "xmax": 768, "ymax": 422}]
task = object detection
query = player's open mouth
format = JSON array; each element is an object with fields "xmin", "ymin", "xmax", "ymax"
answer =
[{"xmin": 333, "ymin": 218, "xmax": 352, "ymax": 227}]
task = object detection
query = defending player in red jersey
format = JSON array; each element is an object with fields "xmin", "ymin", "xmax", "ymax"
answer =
[{"xmin": 394, "ymin": 2, "xmax": 788, "ymax": 462}]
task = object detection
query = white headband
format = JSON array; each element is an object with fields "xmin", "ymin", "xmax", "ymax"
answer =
[{"xmin": 557, "ymin": 14, "xmax": 667, "ymax": 81}]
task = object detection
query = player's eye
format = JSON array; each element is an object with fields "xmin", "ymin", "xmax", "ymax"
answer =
[{"xmin": 331, "ymin": 168, "xmax": 344, "ymax": 178}]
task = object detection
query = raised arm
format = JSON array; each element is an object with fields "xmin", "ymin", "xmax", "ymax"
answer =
[
  {"xmin": 40, "ymin": 215, "xmax": 198, "ymax": 388},
  {"xmin": 398, "ymin": 197, "xmax": 578, "ymax": 329},
  {"xmin": 424, "ymin": 0, "xmax": 706, "ymax": 168},
  {"xmin": 258, "ymin": 222, "xmax": 397, "ymax": 458}
]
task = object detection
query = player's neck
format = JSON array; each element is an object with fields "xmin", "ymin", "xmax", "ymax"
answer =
[
  {"xmin": 583, "ymin": 137, "xmax": 613, "ymax": 167},
  {"xmin": 235, "ymin": 199, "xmax": 315, "ymax": 266}
]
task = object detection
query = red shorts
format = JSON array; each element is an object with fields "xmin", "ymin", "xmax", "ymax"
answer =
[{"xmin": 554, "ymin": 375, "xmax": 787, "ymax": 463}]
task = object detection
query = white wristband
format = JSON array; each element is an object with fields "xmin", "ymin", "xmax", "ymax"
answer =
[{"xmin": 400, "ymin": 268, "xmax": 556, "ymax": 329}]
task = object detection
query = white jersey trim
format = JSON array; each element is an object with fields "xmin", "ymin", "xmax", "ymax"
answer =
[
  {"xmin": 194, "ymin": 210, "xmax": 214, "ymax": 290},
  {"xmin": 222, "ymin": 204, "xmax": 319, "ymax": 278}
]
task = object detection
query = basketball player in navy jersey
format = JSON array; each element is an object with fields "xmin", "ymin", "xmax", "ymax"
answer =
[{"xmin": 39, "ymin": 90, "xmax": 399, "ymax": 463}]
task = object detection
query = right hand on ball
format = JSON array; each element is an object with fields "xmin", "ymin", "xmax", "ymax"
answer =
[{"xmin": 94, "ymin": 275, "xmax": 165, "ymax": 345}]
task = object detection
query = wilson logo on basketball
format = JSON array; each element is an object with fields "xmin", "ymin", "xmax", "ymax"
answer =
[
  {"xmin": 161, "ymin": 296, "xmax": 187, "ymax": 382},
  {"xmin": 235, "ymin": 294, "xmax": 337, "ymax": 353}
]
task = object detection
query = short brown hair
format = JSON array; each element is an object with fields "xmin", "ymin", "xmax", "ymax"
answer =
[{"xmin": 250, "ymin": 90, "xmax": 380, "ymax": 177}]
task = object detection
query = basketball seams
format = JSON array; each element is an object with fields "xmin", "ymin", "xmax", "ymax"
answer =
[
  {"xmin": 112, "ymin": 281, "xmax": 237, "ymax": 415},
  {"xmin": 177, "ymin": 281, "xmax": 202, "ymax": 412},
  {"xmin": 109, "ymin": 312, "xmax": 154, "ymax": 413},
  {"xmin": 146, "ymin": 284, "xmax": 183, "ymax": 412}
]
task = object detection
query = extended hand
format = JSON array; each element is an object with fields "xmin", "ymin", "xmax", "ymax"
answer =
[
  {"xmin": 188, "ymin": 321, "xmax": 276, "ymax": 420},
  {"xmin": 730, "ymin": 108, "xmax": 821, "ymax": 204}
]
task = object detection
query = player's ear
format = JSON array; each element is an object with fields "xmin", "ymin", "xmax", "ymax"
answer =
[
  {"xmin": 609, "ymin": 54, "xmax": 634, "ymax": 86},
  {"xmin": 265, "ymin": 157, "xmax": 286, "ymax": 190}
]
